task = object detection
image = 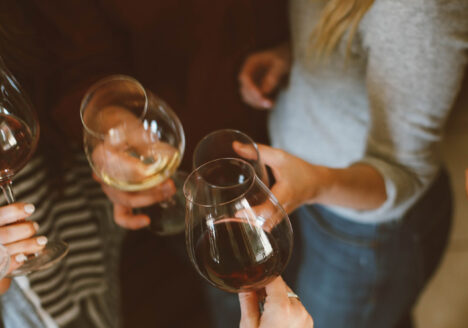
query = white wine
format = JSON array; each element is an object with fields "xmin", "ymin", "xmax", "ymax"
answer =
[
  {"xmin": 99, "ymin": 147, "xmax": 180, "ymax": 191},
  {"xmin": 88, "ymin": 138, "xmax": 181, "ymax": 191}
]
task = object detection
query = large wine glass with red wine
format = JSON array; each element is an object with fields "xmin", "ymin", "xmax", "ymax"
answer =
[
  {"xmin": 80, "ymin": 75, "xmax": 186, "ymax": 236},
  {"xmin": 193, "ymin": 129, "xmax": 269, "ymax": 186},
  {"xmin": 0, "ymin": 59, "xmax": 69, "ymax": 277},
  {"xmin": 184, "ymin": 158, "xmax": 292, "ymax": 293}
]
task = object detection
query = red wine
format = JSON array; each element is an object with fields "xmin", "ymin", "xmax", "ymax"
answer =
[
  {"xmin": 0, "ymin": 113, "xmax": 34, "ymax": 181},
  {"xmin": 194, "ymin": 218, "xmax": 285, "ymax": 292}
]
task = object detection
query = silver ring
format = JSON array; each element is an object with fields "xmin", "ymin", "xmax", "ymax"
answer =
[{"xmin": 287, "ymin": 292, "xmax": 300, "ymax": 300}]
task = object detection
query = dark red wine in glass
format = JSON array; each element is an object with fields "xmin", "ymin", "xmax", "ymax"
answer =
[
  {"xmin": 0, "ymin": 113, "xmax": 34, "ymax": 183},
  {"xmin": 194, "ymin": 218, "xmax": 291, "ymax": 292},
  {"xmin": 184, "ymin": 158, "xmax": 293, "ymax": 293}
]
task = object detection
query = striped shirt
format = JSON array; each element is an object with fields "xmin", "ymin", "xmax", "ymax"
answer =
[{"xmin": 0, "ymin": 148, "xmax": 124, "ymax": 328}]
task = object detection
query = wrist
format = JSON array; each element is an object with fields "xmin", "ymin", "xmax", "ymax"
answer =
[{"xmin": 304, "ymin": 164, "xmax": 335, "ymax": 205}]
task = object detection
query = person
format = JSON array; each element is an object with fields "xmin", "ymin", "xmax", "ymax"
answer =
[
  {"xmin": 0, "ymin": 62, "xmax": 124, "ymax": 328},
  {"xmin": 0, "ymin": 0, "xmax": 293, "ymax": 327},
  {"xmin": 238, "ymin": 0, "xmax": 468, "ymax": 327}
]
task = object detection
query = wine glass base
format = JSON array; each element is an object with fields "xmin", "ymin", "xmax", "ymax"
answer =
[{"xmin": 9, "ymin": 240, "xmax": 69, "ymax": 277}]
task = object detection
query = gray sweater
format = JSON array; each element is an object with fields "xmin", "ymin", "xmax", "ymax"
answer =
[{"xmin": 270, "ymin": 0, "xmax": 468, "ymax": 223}]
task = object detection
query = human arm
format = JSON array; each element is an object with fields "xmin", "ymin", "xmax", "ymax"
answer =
[
  {"xmin": 235, "ymin": 143, "xmax": 386, "ymax": 214},
  {"xmin": 239, "ymin": 1, "xmax": 468, "ymax": 218}
]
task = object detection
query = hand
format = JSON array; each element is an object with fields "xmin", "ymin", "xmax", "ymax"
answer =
[
  {"xmin": 233, "ymin": 142, "xmax": 324, "ymax": 214},
  {"xmin": 0, "ymin": 203, "xmax": 47, "ymax": 294},
  {"xmin": 90, "ymin": 105, "xmax": 178, "ymax": 230},
  {"xmin": 239, "ymin": 43, "xmax": 291, "ymax": 109},
  {"xmin": 97, "ymin": 176, "xmax": 176, "ymax": 230},
  {"xmin": 239, "ymin": 276, "xmax": 313, "ymax": 328}
]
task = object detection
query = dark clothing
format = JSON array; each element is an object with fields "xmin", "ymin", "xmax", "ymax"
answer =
[{"xmin": 1, "ymin": 1, "xmax": 288, "ymax": 327}]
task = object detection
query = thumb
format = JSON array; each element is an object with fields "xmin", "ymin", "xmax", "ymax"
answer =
[
  {"xmin": 232, "ymin": 141, "xmax": 259, "ymax": 161},
  {"xmin": 239, "ymin": 292, "xmax": 260, "ymax": 328},
  {"xmin": 256, "ymin": 144, "xmax": 286, "ymax": 171}
]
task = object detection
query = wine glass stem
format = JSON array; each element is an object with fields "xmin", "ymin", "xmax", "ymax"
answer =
[{"xmin": 1, "ymin": 180, "xmax": 15, "ymax": 204}]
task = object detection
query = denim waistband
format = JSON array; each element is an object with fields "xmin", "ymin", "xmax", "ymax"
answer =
[{"xmin": 297, "ymin": 168, "xmax": 451, "ymax": 244}]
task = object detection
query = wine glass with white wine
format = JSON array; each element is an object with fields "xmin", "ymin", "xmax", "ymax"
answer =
[{"xmin": 80, "ymin": 75, "xmax": 186, "ymax": 236}]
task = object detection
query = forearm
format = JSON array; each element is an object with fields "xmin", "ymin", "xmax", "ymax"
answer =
[{"xmin": 311, "ymin": 163, "xmax": 387, "ymax": 211}]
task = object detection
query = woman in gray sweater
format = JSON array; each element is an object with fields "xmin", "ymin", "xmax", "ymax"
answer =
[{"xmin": 239, "ymin": 0, "xmax": 468, "ymax": 327}]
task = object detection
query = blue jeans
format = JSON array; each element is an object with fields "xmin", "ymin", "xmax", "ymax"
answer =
[
  {"xmin": 284, "ymin": 169, "xmax": 452, "ymax": 328},
  {"xmin": 206, "ymin": 169, "xmax": 452, "ymax": 328}
]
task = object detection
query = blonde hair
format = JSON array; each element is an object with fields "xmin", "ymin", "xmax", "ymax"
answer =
[{"xmin": 310, "ymin": 0, "xmax": 374, "ymax": 60}]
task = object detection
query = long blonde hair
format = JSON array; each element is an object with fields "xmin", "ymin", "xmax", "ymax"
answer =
[{"xmin": 310, "ymin": 0, "xmax": 375, "ymax": 59}]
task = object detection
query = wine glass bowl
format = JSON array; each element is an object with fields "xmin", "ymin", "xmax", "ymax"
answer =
[
  {"xmin": 184, "ymin": 158, "xmax": 292, "ymax": 293},
  {"xmin": 0, "ymin": 64, "xmax": 39, "ymax": 192},
  {"xmin": 81, "ymin": 75, "xmax": 184, "ymax": 191},
  {"xmin": 193, "ymin": 129, "xmax": 269, "ymax": 186},
  {"xmin": 80, "ymin": 75, "xmax": 187, "ymax": 235}
]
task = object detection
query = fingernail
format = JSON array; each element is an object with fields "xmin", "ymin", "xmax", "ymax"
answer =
[
  {"xmin": 33, "ymin": 222, "xmax": 39, "ymax": 231},
  {"xmin": 37, "ymin": 236, "xmax": 48, "ymax": 245},
  {"xmin": 15, "ymin": 254, "xmax": 27, "ymax": 263},
  {"xmin": 24, "ymin": 204, "xmax": 35, "ymax": 214}
]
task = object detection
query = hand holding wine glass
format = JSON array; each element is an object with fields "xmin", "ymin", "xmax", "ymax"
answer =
[
  {"xmin": 0, "ymin": 60, "xmax": 68, "ymax": 278},
  {"xmin": 81, "ymin": 75, "xmax": 186, "ymax": 235},
  {"xmin": 0, "ymin": 202, "xmax": 47, "ymax": 293},
  {"xmin": 184, "ymin": 158, "xmax": 293, "ymax": 293},
  {"xmin": 239, "ymin": 276, "xmax": 313, "ymax": 328}
]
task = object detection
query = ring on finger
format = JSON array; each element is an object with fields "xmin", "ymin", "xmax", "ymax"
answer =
[{"xmin": 287, "ymin": 292, "xmax": 300, "ymax": 300}]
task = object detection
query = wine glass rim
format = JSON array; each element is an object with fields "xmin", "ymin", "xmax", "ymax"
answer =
[
  {"xmin": 79, "ymin": 74, "xmax": 149, "ymax": 139},
  {"xmin": 192, "ymin": 129, "xmax": 260, "ymax": 170},
  {"xmin": 0, "ymin": 63, "xmax": 40, "ymax": 166},
  {"xmin": 183, "ymin": 157, "xmax": 258, "ymax": 207}
]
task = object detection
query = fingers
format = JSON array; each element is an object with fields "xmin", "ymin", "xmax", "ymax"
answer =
[
  {"xmin": 4, "ymin": 236, "xmax": 47, "ymax": 255},
  {"xmin": 101, "ymin": 179, "xmax": 176, "ymax": 208},
  {"xmin": 232, "ymin": 141, "xmax": 258, "ymax": 161},
  {"xmin": 264, "ymin": 276, "xmax": 290, "ymax": 306},
  {"xmin": 239, "ymin": 56, "xmax": 274, "ymax": 109},
  {"xmin": 0, "ymin": 221, "xmax": 39, "ymax": 244},
  {"xmin": 238, "ymin": 292, "xmax": 260, "ymax": 328},
  {"xmin": 256, "ymin": 144, "xmax": 286, "ymax": 169},
  {"xmin": 114, "ymin": 204, "xmax": 150, "ymax": 230},
  {"xmin": 260, "ymin": 62, "xmax": 286, "ymax": 95},
  {"xmin": 0, "ymin": 203, "xmax": 35, "ymax": 226},
  {"xmin": 240, "ymin": 83, "xmax": 273, "ymax": 109}
]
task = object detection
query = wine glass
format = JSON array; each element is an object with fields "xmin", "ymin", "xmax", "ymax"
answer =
[
  {"xmin": 0, "ymin": 59, "xmax": 69, "ymax": 277},
  {"xmin": 80, "ymin": 75, "xmax": 186, "ymax": 236},
  {"xmin": 184, "ymin": 158, "xmax": 293, "ymax": 293},
  {"xmin": 193, "ymin": 129, "xmax": 269, "ymax": 186}
]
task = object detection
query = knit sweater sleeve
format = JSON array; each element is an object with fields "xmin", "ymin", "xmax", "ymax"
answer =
[{"xmin": 354, "ymin": 0, "xmax": 468, "ymax": 220}]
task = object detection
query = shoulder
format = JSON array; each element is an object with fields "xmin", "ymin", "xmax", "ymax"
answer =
[{"xmin": 362, "ymin": 0, "xmax": 468, "ymax": 49}]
